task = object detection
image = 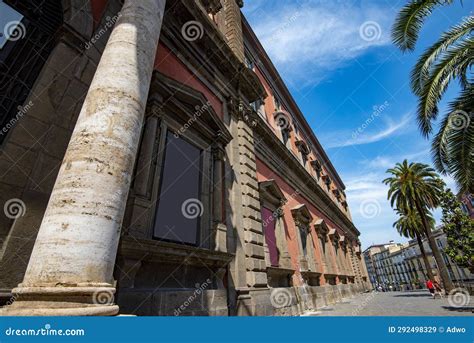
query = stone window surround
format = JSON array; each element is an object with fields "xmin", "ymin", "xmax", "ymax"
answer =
[
  {"xmin": 272, "ymin": 110, "xmax": 293, "ymax": 149},
  {"xmin": 259, "ymin": 180, "xmax": 292, "ymax": 271},
  {"xmin": 322, "ymin": 175, "xmax": 332, "ymax": 190},
  {"xmin": 124, "ymin": 72, "xmax": 232, "ymax": 257},
  {"xmin": 310, "ymin": 160, "xmax": 322, "ymax": 180},
  {"xmin": 329, "ymin": 228, "xmax": 343, "ymax": 274},
  {"xmin": 314, "ymin": 219, "xmax": 335, "ymax": 277},
  {"xmin": 291, "ymin": 204, "xmax": 317, "ymax": 273},
  {"xmin": 295, "ymin": 140, "xmax": 310, "ymax": 167}
]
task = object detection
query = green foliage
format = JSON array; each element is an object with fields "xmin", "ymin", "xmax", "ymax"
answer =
[
  {"xmin": 393, "ymin": 208, "xmax": 434, "ymax": 239},
  {"xmin": 384, "ymin": 160, "xmax": 454, "ymax": 288},
  {"xmin": 392, "ymin": 1, "xmax": 473, "ymax": 193},
  {"xmin": 440, "ymin": 189, "xmax": 474, "ymax": 272},
  {"xmin": 383, "ymin": 160, "xmax": 445, "ymax": 213}
]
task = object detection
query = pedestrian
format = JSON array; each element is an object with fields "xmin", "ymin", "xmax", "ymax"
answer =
[
  {"xmin": 433, "ymin": 280, "xmax": 443, "ymax": 298},
  {"xmin": 426, "ymin": 279, "xmax": 435, "ymax": 299}
]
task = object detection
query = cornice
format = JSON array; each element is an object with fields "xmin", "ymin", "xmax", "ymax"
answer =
[{"xmin": 163, "ymin": 0, "xmax": 266, "ymax": 103}]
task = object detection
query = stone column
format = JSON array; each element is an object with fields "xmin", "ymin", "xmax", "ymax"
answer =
[{"xmin": 1, "ymin": 0, "xmax": 166, "ymax": 316}]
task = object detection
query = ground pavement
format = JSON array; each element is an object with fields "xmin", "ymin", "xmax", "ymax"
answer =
[{"xmin": 308, "ymin": 290, "xmax": 473, "ymax": 316}]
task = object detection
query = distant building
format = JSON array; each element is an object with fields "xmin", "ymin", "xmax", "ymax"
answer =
[
  {"xmin": 460, "ymin": 193, "xmax": 474, "ymax": 219},
  {"xmin": 363, "ymin": 242, "xmax": 403, "ymax": 287},
  {"xmin": 364, "ymin": 230, "xmax": 473, "ymax": 290}
]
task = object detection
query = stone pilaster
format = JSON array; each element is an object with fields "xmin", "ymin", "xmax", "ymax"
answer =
[
  {"xmin": 222, "ymin": 0, "xmax": 245, "ymax": 62},
  {"xmin": 238, "ymin": 117, "xmax": 267, "ymax": 287},
  {"xmin": 1, "ymin": 0, "xmax": 166, "ymax": 316}
]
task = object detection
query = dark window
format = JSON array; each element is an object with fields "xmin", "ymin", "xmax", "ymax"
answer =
[
  {"xmin": 319, "ymin": 237, "xmax": 326, "ymax": 254},
  {"xmin": 299, "ymin": 227, "xmax": 307, "ymax": 257},
  {"xmin": 262, "ymin": 207, "xmax": 279, "ymax": 267},
  {"xmin": 244, "ymin": 56, "xmax": 254, "ymax": 70},
  {"xmin": 153, "ymin": 131, "xmax": 202, "ymax": 245},
  {"xmin": 281, "ymin": 128, "xmax": 290, "ymax": 146},
  {"xmin": 301, "ymin": 152, "xmax": 308, "ymax": 167},
  {"xmin": 274, "ymin": 97, "xmax": 281, "ymax": 111}
]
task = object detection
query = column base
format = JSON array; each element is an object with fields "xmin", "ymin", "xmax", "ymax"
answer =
[{"xmin": 0, "ymin": 285, "xmax": 119, "ymax": 316}]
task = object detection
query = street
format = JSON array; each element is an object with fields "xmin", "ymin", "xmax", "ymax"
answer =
[{"xmin": 309, "ymin": 291, "xmax": 474, "ymax": 316}]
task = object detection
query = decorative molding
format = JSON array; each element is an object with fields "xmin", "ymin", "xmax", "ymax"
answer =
[
  {"xmin": 295, "ymin": 140, "xmax": 310, "ymax": 155},
  {"xmin": 150, "ymin": 72, "xmax": 233, "ymax": 145},
  {"xmin": 161, "ymin": 0, "xmax": 266, "ymax": 103},
  {"xmin": 259, "ymin": 179, "xmax": 287, "ymax": 208},
  {"xmin": 199, "ymin": 0, "xmax": 223, "ymax": 14},
  {"xmin": 252, "ymin": 116, "xmax": 360, "ymax": 237},
  {"xmin": 291, "ymin": 204, "xmax": 312, "ymax": 227}
]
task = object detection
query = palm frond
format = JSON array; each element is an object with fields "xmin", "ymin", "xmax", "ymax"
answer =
[
  {"xmin": 417, "ymin": 38, "xmax": 474, "ymax": 136},
  {"xmin": 411, "ymin": 15, "xmax": 474, "ymax": 94},
  {"xmin": 391, "ymin": 0, "xmax": 454, "ymax": 52}
]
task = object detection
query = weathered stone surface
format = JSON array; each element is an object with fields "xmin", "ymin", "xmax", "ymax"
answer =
[{"xmin": 1, "ymin": 0, "xmax": 167, "ymax": 316}]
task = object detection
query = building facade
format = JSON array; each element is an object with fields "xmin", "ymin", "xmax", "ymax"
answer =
[
  {"xmin": 364, "ymin": 231, "xmax": 473, "ymax": 291},
  {"xmin": 460, "ymin": 193, "xmax": 474, "ymax": 219},
  {"xmin": 0, "ymin": 0, "xmax": 369, "ymax": 316}
]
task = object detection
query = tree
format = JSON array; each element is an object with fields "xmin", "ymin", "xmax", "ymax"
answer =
[
  {"xmin": 393, "ymin": 209, "xmax": 435, "ymax": 281},
  {"xmin": 383, "ymin": 160, "xmax": 454, "ymax": 291},
  {"xmin": 392, "ymin": 1, "xmax": 474, "ymax": 193},
  {"xmin": 440, "ymin": 189, "xmax": 474, "ymax": 273}
]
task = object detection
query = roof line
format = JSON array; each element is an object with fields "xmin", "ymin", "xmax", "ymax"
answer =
[{"xmin": 241, "ymin": 14, "xmax": 346, "ymax": 190}]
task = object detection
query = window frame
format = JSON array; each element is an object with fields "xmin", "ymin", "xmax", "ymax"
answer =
[
  {"xmin": 151, "ymin": 124, "xmax": 210, "ymax": 246},
  {"xmin": 125, "ymin": 72, "xmax": 233, "ymax": 251}
]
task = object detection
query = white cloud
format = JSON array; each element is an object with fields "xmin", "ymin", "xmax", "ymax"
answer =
[
  {"xmin": 244, "ymin": 0, "xmax": 393, "ymax": 84},
  {"xmin": 325, "ymin": 112, "xmax": 412, "ymax": 148}
]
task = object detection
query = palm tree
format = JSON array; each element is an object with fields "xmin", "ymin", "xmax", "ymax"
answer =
[
  {"xmin": 384, "ymin": 160, "xmax": 454, "ymax": 291},
  {"xmin": 392, "ymin": 1, "xmax": 473, "ymax": 193},
  {"xmin": 393, "ymin": 209, "xmax": 435, "ymax": 281}
]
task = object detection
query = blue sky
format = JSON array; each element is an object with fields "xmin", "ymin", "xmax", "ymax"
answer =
[{"xmin": 243, "ymin": 0, "xmax": 473, "ymax": 249}]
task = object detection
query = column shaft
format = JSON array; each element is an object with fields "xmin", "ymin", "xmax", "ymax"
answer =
[{"xmin": 2, "ymin": 0, "xmax": 166, "ymax": 316}]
